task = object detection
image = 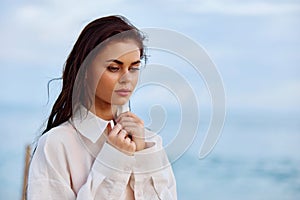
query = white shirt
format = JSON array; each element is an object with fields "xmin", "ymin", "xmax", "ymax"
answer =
[{"xmin": 27, "ymin": 106, "xmax": 177, "ymax": 200}]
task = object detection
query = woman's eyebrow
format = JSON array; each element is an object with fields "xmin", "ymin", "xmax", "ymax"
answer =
[
  {"xmin": 106, "ymin": 59, "xmax": 123, "ymax": 65},
  {"xmin": 106, "ymin": 59, "xmax": 141, "ymax": 65},
  {"xmin": 131, "ymin": 60, "xmax": 141, "ymax": 65}
]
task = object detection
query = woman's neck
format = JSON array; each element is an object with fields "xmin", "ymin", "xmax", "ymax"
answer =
[{"xmin": 93, "ymin": 100, "xmax": 117, "ymax": 121}]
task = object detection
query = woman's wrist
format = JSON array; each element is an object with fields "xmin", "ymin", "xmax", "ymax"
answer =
[{"xmin": 135, "ymin": 139, "xmax": 146, "ymax": 152}]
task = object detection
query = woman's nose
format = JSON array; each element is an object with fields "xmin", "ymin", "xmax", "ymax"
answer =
[{"xmin": 119, "ymin": 70, "xmax": 132, "ymax": 83}]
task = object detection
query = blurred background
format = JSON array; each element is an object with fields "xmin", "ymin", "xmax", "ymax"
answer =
[{"xmin": 0, "ymin": 0, "xmax": 299, "ymax": 199}]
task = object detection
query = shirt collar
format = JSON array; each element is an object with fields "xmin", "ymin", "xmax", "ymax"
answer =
[{"xmin": 71, "ymin": 105, "xmax": 112, "ymax": 143}]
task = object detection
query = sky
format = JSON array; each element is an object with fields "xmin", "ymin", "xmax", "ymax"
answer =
[
  {"xmin": 1, "ymin": 0, "xmax": 299, "ymax": 114},
  {"xmin": 0, "ymin": 0, "xmax": 299, "ymax": 199}
]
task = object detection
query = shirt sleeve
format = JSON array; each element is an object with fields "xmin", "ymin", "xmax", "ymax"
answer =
[
  {"xmin": 27, "ymin": 132, "xmax": 134, "ymax": 200},
  {"xmin": 77, "ymin": 142, "xmax": 135, "ymax": 199},
  {"xmin": 27, "ymin": 133, "xmax": 77, "ymax": 199},
  {"xmin": 131, "ymin": 133, "xmax": 177, "ymax": 200}
]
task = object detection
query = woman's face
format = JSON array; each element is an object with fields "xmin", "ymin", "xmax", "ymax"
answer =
[{"xmin": 89, "ymin": 40, "xmax": 141, "ymax": 108}]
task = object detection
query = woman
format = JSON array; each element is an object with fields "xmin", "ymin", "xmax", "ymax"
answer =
[{"xmin": 27, "ymin": 15, "xmax": 177, "ymax": 199}]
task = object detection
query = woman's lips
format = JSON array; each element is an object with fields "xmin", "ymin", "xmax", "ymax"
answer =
[{"xmin": 115, "ymin": 89, "xmax": 131, "ymax": 97}]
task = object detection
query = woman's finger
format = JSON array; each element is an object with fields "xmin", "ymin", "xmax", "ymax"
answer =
[
  {"xmin": 118, "ymin": 129, "xmax": 128, "ymax": 140},
  {"xmin": 125, "ymin": 137, "xmax": 132, "ymax": 144},
  {"xmin": 118, "ymin": 121, "xmax": 141, "ymax": 128},
  {"xmin": 107, "ymin": 123, "xmax": 122, "ymax": 137},
  {"xmin": 116, "ymin": 112, "xmax": 142, "ymax": 123}
]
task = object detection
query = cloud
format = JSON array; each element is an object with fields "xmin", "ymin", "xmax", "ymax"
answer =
[
  {"xmin": 0, "ymin": 0, "xmax": 132, "ymax": 65},
  {"xmin": 181, "ymin": 0, "xmax": 300, "ymax": 16},
  {"xmin": 0, "ymin": 0, "xmax": 299, "ymax": 114}
]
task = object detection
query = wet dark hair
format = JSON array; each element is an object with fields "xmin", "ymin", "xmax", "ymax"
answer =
[{"xmin": 43, "ymin": 15, "xmax": 146, "ymax": 135}]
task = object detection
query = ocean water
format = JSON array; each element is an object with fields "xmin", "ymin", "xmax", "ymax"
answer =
[
  {"xmin": 1, "ymin": 102, "xmax": 299, "ymax": 200},
  {"xmin": 0, "ymin": 67, "xmax": 299, "ymax": 199},
  {"xmin": 173, "ymin": 154, "xmax": 300, "ymax": 200},
  {"xmin": 171, "ymin": 113, "xmax": 300, "ymax": 200}
]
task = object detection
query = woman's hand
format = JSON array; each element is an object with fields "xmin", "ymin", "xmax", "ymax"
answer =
[
  {"xmin": 106, "ymin": 123, "xmax": 137, "ymax": 155},
  {"xmin": 105, "ymin": 112, "xmax": 145, "ymax": 155},
  {"xmin": 115, "ymin": 112, "xmax": 145, "ymax": 152}
]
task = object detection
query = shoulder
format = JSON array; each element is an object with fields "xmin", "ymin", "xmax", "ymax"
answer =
[
  {"xmin": 30, "ymin": 122, "xmax": 76, "ymax": 183},
  {"xmin": 37, "ymin": 121, "xmax": 76, "ymax": 153}
]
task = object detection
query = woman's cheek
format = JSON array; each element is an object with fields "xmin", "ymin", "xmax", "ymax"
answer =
[{"xmin": 98, "ymin": 74, "xmax": 118, "ymax": 97}]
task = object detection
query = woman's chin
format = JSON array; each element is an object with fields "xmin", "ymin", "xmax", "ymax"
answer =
[{"xmin": 112, "ymin": 98, "xmax": 130, "ymax": 105}]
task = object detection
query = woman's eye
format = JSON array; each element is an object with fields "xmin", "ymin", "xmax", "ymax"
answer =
[
  {"xmin": 107, "ymin": 66, "xmax": 120, "ymax": 72},
  {"xmin": 129, "ymin": 66, "xmax": 140, "ymax": 72}
]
